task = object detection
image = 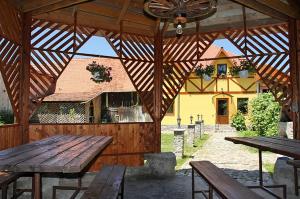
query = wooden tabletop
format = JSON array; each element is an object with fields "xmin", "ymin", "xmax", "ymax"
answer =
[
  {"xmin": 225, "ymin": 136, "xmax": 300, "ymax": 159},
  {"xmin": 0, "ymin": 135, "xmax": 112, "ymax": 173}
]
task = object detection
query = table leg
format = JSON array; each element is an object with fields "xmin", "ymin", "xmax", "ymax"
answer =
[
  {"xmin": 259, "ymin": 149, "xmax": 263, "ymax": 186},
  {"xmin": 34, "ymin": 173, "xmax": 42, "ymax": 199},
  {"xmin": 192, "ymin": 169, "xmax": 195, "ymax": 199}
]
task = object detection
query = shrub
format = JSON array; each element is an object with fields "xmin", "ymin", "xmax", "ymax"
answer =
[
  {"xmin": 231, "ymin": 111, "xmax": 247, "ymax": 131},
  {"xmin": 195, "ymin": 64, "xmax": 215, "ymax": 77},
  {"xmin": 239, "ymin": 130, "xmax": 259, "ymax": 137},
  {"xmin": 249, "ymin": 93, "xmax": 280, "ymax": 136},
  {"xmin": 0, "ymin": 110, "xmax": 14, "ymax": 124}
]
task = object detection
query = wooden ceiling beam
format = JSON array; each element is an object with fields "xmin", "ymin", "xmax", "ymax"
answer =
[
  {"xmin": 231, "ymin": 0, "xmax": 290, "ymax": 21},
  {"xmin": 255, "ymin": 0, "xmax": 300, "ymax": 19},
  {"xmin": 116, "ymin": 0, "xmax": 131, "ymax": 25},
  {"xmin": 25, "ymin": 0, "xmax": 95, "ymax": 16}
]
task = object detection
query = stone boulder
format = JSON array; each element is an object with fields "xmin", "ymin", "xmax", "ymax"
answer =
[
  {"xmin": 273, "ymin": 157, "xmax": 300, "ymax": 198},
  {"xmin": 126, "ymin": 152, "xmax": 176, "ymax": 178}
]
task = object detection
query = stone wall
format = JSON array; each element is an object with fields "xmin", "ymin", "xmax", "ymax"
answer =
[{"xmin": 279, "ymin": 122, "xmax": 293, "ymax": 139}]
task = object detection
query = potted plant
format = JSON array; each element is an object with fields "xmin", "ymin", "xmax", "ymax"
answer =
[
  {"xmin": 86, "ymin": 61, "xmax": 112, "ymax": 83},
  {"xmin": 195, "ymin": 64, "xmax": 215, "ymax": 81},
  {"xmin": 230, "ymin": 59, "xmax": 255, "ymax": 78}
]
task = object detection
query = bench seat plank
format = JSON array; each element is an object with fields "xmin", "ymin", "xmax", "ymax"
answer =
[
  {"xmin": 190, "ymin": 161, "xmax": 264, "ymax": 199},
  {"xmin": 81, "ymin": 165, "xmax": 126, "ymax": 199},
  {"xmin": 0, "ymin": 172, "xmax": 19, "ymax": 187}
]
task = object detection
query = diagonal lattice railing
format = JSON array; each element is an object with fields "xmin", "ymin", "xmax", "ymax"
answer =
[
  {"xmin": 0, "ymin": 1, "xmax": 22, "ymax": 120},
  {"xmin": 222, "ymin": 23, "xmax": 291, "ymax": 115},
  {"xmin": 104, "ymin": 30, "xmax": 219, "ymax": 119},
  {"xmin": 29, "ymin": 19, "xmax": 97, "ymax": 115},
  {"xmin": 103, "ymin": 30, "xmax": 156, "ymax": 118},
  {"xmin": 162, "ymin": 32, "xmax": 219, "ymax": 118}
]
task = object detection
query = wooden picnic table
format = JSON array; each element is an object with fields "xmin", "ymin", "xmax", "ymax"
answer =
[
  {"xmin": 225, "ymin": 136, "xmax": 300, "ymax": 199},
  {"xmin": 0, "ymin": 135, "xmax": 112, "ymax": 199}
]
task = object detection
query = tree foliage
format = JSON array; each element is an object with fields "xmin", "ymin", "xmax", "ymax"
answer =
[
  {"xmin": 249, "ymin": 93, "xmax": 280, "ymax": 136},
  {"xmin": 231, "ymin": 111, "xmax": 247, "ymax": 131}
]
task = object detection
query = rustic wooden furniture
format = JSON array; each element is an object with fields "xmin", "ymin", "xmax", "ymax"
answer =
[
  {"xmin": 81, "ymin": 165, "xmax": 126, "ymax": 199},
  {"xmin": 0, "ymin": 172, "xmax": 22, "ymax": 199},
  {"xmin": 190, "ymin": 161, "xmax": 264, "ymax": 199},
  {"xmin": 286, "ymin": 159, "xmax": 300, "ymax": 196},
  {"xmin": 0, "ymin": 135, "xmax": 112, "ymax": 199},
  {"xmin": 225, "ymin": 136, "xmax": 299, "ymax": 198},
  {"xmin": 0, "ymin": 172, "xmax": 33, "ymax": 199},
  {"xmin": 0, "ymin": 0, "xmax": 299, "ymax": 177}
]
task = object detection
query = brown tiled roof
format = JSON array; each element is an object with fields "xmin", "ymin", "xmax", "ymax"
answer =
[
  {"xmin": 44, "ymin": 57, "xmax": 135, "ymax": 102},
  {"xmin": 43, "ymin": 92, "xmax": 99, "ymax": 102}
]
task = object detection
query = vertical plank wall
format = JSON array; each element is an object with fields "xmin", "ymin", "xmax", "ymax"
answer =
[
  {"xmin": 0, "ymin": 124, "xmax": 22, "ymax": 151},
  {"xmin": 29, "ymin": 122, "xmax": 155, "ymax": 170}
]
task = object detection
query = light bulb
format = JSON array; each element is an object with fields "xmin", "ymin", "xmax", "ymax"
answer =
[{"xmin": 176, "ymin": 24, "xmax": 183, "ymax": 35}]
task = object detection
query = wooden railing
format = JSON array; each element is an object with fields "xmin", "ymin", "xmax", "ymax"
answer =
[
  {"xmin": 0, "ymin": 124, "xmax": 22, "ymax": 151},
  {"xmin": 29, "ymin": 122, "xmax": 156, "ymax": 170}
]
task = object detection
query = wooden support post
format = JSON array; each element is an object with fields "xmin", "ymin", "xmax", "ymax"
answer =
[
  {"xmin": 20, "ymin": 13, "xmax": 31, "ymax": 144},
  {"xmin": 154, "ymin": 29, "xmax": 163, "ymax": 152},
  {"xmin": 289, "ymin": 19, "xmax": 300, "ymax": 139}
]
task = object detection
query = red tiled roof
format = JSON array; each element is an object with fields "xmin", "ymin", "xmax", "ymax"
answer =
[
  {"xmin": 44, "ymin": 57, "xmax": 135, "ymax": 102},
  {"xmin": 43, "ymin": 92, "xmax": 100, "ymax": 102}
]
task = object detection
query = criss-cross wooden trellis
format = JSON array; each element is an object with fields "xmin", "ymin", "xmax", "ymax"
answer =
[
  {"xmin": 0, "ymin": 1, "xmax": 22, "ymax": 121},
  {"xmin": 221, "ymin": 23, "xmax": 292, "ymax": 117},
  {"xmin": 0, "ymin": 0, "xmax": 299, "ymax": 146},
  {"xmin": 30, "ymin": 18, "xmax": 98, "ymax": 116}
]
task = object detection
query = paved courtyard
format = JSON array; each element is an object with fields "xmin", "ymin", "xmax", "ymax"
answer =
[
  {"xmin": 125, "ymin": 130, "xmax": 284, "ymax": 199},
  {"xmin": 180, "ymin": 130, "xmax": 277, "ymax": 186}
]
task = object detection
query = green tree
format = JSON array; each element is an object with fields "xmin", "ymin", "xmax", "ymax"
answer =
[
  {"xmin": 231, "ymin": 111, "xmax": 247, "ymax": 131},
  {"xmin": 249, "ymin": 93, "xmax": 280, "ymax": 136}
]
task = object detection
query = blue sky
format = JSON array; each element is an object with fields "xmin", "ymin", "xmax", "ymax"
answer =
[{"xmin": 77, "ymin": 36, "xmax": 243, "ymax": 58}]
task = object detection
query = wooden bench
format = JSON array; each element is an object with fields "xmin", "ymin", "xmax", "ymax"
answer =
[
  {"xmin": 81, "ymin": 165, "xmax": 126, "ymax": 199},
  {"xmin": 0, "ymin": 172, "xmax": 32, "ymax": 199},
  {"xmin": 190, "ymin": 161, "xmax": 264, "ymax": 199},
  {"xmin": 287, "ymin": 159, "xmax": 300, "ymax": 196}
]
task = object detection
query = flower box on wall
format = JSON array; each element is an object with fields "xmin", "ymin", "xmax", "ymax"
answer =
[
  {"xmin": 238, "ymin": 70, "xmax": 249, "ymax": 78},
  {"xmin": 195, "ymin": 64, "xmax": 215, "ymax": 81}
]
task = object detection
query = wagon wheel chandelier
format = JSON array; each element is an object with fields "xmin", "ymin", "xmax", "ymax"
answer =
[{"xmin": 144, "ymin": 0, "xmax": 217, "ymax": 35}]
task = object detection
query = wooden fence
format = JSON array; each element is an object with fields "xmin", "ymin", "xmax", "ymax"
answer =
[
  {"xmin": 29, "ymin": 122, "xmax": 156, "ymax": 170},
  {"xmin": 0, "ymin": 124, "xmax": 22, "ymax": 151}
]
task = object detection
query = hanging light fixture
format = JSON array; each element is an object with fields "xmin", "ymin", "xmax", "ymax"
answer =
[{"xmin": 144, "ymin": 0, "xmax": 217, "ymax": 35}]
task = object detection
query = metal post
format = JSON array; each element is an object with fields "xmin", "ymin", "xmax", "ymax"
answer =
[
  {"xmin": 209, "ymin": 184, "xmax": 213, "ymax": 199},
  {"xmin": 2, "ymin": 185, "xmax": 8, "ymax": 199},
  {"xmin": 294, "ymin": 165, "xmax": 299, "ymax": 196},
  {"xmin": 259, "ymin": 150, "xmax": 263, "ymax": 186},
  {"xmin": 192, "ymin": 169, "xmax": 195, "ymax": 199}
]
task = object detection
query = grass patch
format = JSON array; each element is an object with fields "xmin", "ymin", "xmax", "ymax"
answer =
[
  {"xmin": 161, "ymin": 133, "xmax": 210, "ymax": 169},
  {"xmin": 237, "ymin": 130, "xmax": 272, "ymax": 154},
  {"xmin": 263, "ymin": 163, "xmax": 275, "ymax": 176},
  {"xmin": 238, "ymin": 130, "xmax": 259, "ymax": 137},
  {"xmin": 237, "ymin": 131, "xmax": 259, "ymax": 153}
]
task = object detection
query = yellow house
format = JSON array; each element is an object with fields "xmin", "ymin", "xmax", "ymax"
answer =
[{"xmin": 162, "ymin": 45, "xmax": 264, "ymax": 126}]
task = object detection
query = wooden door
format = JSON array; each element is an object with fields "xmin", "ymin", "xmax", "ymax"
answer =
[{"xmin": 216, "ymin": 98, "xmax": 229, "ymax": 124}]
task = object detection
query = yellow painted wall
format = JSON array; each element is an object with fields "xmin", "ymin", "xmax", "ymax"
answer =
[
  {"xmin": 162, "ymin": 53, "xmax": 259, "ymax": 125},
  {"xmin": 162, "ymin": 93, "xmax": 257, "ymax": 125}
]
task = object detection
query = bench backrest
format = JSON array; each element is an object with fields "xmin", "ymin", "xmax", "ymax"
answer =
[{"xmin": 190, "ymin": 161, "xmax": 264, "ymax": 199}]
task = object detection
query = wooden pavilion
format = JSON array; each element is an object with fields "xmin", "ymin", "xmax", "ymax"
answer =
[{"xmin": 0, "ymin": 0, "xmax": 300, "ymax": 169}]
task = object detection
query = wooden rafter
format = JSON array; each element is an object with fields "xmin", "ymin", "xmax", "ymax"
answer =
[
  {"xmin": 22, "ymin": 0, "xmax": 95, "ymax": 16},
  {"xmin": 255, "ymin": 0, "xmax": 300, "ymax": 19},
  {"xmin": 231, "ymin": 0, "xmax": 290, "ymax": 21},
  {"xmin": 116, "ymin": 0, "xmax": 131, "ymax": 25}
]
